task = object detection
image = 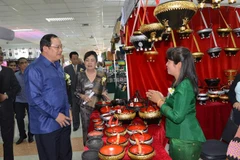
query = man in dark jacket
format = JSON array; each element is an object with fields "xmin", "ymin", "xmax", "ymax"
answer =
[
  {"xmin": 64, "ymin": 51, "xmax": 85, "ymax": 131},
  {"xmin": 0, "ymin": 47, "xmax": 21, "ymax": 160}
]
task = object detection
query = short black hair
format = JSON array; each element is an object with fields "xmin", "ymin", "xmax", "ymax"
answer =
[
  {"xmin": 17, "ymin": 57, "xmax": 28, "ymax": 64},
  {"xmin": 7, "ymin": 60, "xmax": 16, "ymax": 66},
  {"xmin": 69, "ymin": 51, "xmax": 79, "ymax": 59},
  {"xmin": 40, "ymin": 34, "xmax": 58, "ymax": 52},
  {"xmin": 84, "ymin": 51, "xmax": 98, "ymax": 62}
]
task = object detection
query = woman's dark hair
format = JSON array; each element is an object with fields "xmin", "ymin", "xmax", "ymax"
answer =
[
  {"xmin": 84, "ymin": 51, "xmax": 98, "ymax": 62},
  {"xmin": 166, "ymin": 47, "xmax": 198, "ymax": 96},
  {"xmin": 40, "ymin": 34, "xmax": 58, "ymax": 52}
]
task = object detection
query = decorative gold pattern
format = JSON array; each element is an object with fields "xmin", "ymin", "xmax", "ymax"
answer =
[
  {"xmin": 114, "ymin": 112, "xmax": 136, "ymax": 120},
  {"xmin": 217, "ymin": 28, "xmax": 232, "ymax": 37},
  {"xmin": 139, "ymin": 23, "xmax": 165, "ymax": 42},
  {"xmin": 99, "ymin": 150, "xmax": 125, "ymax": 160},
  {"xmin": 128, "ymin": 149, "xmax": 155, "ymax": 160},
  {"xmin": 224, "ymin": 47, "xmax": 240, "ymax": 56},
  {"xmin": 139, "ymin": 110, "xmax": 161, "ymax": 119},
  {"xmin": 154, "ymin": 1, "xmax": 198, "ymax": 15}
]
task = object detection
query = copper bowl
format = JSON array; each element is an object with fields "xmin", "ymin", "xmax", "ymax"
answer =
[
  {"xmin": 224, "ymin": 47, "xmax": 240, "ymax": 56},
  {"xmin": 139, "ymin": 106, "xmax": 161, "ymax": 119},
  {"xmin": 99, "ymin": 144, "xmax": 125, "ymax": 160},
  {"xmin": 154, "ymin": 1, "xmax": 198, "ymax": 30},
  {"xmin": 197, "ymin": 28, "xmax": 212, "ymax": 39},
  {"xmin": 106, "ymin": 135, "xmax": 128, "ymax": 147},
  {"xmin": 129, "ymin": 133, "xmax": 153, "ymax": 145},
  {"xmin": 128, "ymin": 144, "xmax": 155, "ymax": 160},
  {"xmin": 105, "ymin": 126, "xmax": 127, "ymax": 137},
  {"xmin": 100, "ymin": 106, "xmax": 112, "ymax": 114},
  {"xmin": 96, "ymin": 101, "xmax": 112, "ymax": 109},
  {"xmin": 87, "ymin": 130, "xmax": 103, "ymax": 139},
  {"xmin": 127, "ymin": 124, "xmax": 148, "ymax": 135}
]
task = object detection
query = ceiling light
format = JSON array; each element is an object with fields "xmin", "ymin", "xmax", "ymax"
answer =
[
  {"xmin": 13, "ymin": 29, "xmax": 33, "ymax": 32},
  {"xmin": 45, "ymin": 17, "xmax": 74, "ymax": 22}
]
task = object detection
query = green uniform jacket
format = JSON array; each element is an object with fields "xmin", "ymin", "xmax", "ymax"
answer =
[{"xmin": 160, "ymin": 78, "xmax": 206, "ymax": 142}]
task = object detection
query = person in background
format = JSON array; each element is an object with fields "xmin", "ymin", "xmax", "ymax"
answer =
[
  {"xmin": 75, "ymin": 51, "xmax": 110, "ymax": 145},
  {"xmin": 64, "ymin": 51, "xmax": 85, "ymax": 131},
  {"xmin": 24, "ymin": 34, "xmax": 72, "ymax": 160},
  {"xmin": 7, "ymin": 61, "xmax": 17, "ymax": 72},
  {"xmin": 0, "ymin": 48, "xmax": 21, "ymax": 160},
  {"xmin": 228, "ymin": 73, "xmax": 240, "ymax": 125},
  {"xmin": 146, "ymin": 47, "xmax": 206, "ymax": 160},
  {"xmin": 15, "ymin": 57, "xmax": 34, "ymax": 144},
  {"xmin": 97, "ymin": 61, "xmax": 104, "ymax": 72}
]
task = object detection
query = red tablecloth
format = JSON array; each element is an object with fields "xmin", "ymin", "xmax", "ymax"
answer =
[
  {"xmin": 196, "ymin": 101, "xmax": 232, "ymax": 139},
  {"xmin": 87, "ymin": 111, "xmax": 171, "ymax": 160}
]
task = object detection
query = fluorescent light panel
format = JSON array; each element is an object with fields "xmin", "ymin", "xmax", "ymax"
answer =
[
  {"xmin": 13, "ymin": 29, "xmax": 33, "ymax": 32},
  {"xmin": 46, "ymin": 17, "xmax": 74, "ymax": 22}
]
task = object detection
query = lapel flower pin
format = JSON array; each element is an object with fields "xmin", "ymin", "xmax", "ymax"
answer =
[
  {"xmin": 65, "ymin": 73, "xmax": 71, "ymax": 86},
  {"xmin": 168, "ymin": 87, "xmax": 175, "ymax": 95}
]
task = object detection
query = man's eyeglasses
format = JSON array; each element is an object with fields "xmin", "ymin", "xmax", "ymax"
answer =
[{"xmin": 50, "ymin": 44, "xmax": 64, "ymax": 50}]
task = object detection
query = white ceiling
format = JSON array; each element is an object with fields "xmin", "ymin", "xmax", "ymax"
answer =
[{"xmin": 0, "ymin": 0, "xmax": 238, "ymax": 59}]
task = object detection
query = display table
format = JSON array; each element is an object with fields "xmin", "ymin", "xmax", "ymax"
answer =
[
  {"xmin": 87, "ymin": 111, "xmax": 171, "ymax": 160},
  {"xmin": 196, "ymin": 100, "xmax": 232, "ymax": 139}
]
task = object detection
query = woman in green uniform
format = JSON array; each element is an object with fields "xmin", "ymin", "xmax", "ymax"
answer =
[{"xmin": 146, "ymin": 47, "xmax": 206, "ymax": 160}]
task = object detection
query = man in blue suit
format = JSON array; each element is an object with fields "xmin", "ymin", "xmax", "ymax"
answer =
[{"xmin": 24, "ymin": 34, "xmax": 72, "ymax": 160}]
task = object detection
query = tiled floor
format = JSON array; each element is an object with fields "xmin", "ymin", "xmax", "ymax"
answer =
[{"xmin": 0, "ymin": 117, "xmax": 84, "ymax": 160}]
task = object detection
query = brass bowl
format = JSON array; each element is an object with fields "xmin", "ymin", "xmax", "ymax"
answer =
[
  {"xmin": 219, "ymin": 94, "xmax": 229, "ymax": 103},
  {"xmin": 128, "ymin": 144, "xmax": 155, "ymax": 160},
  {"xmin": 233, "ymin": 27, "xmax": 240, "ymax": 37},
  {"xmin": 154, "ymin": 1, "xmax": 198, "ymax": 30},
  {"xmin": 224, "ymin": 47, "xmax": 240, "ymax": 56},
  {"xmin": 197, "ymin": 28, "xmax": 212, "ymax": 39},
  {"xmin": 99, "ymin": 144, "xmax": 125, "ymax": 160},
  {"xmin": 177, "ymin": 28, "xmax": 193, "ymax": 39},
  {"xmin": 192, "ymin": 52, "xmax": 204, "ymax": 62},
  {"xmin": 106, "ymin": 135, "xmax": 129, "ymax": 147},
  {"xmin": 207, "ymin": 47, "xmax": 222, "ymax": 58},
  {"xmin": 139, "ymin": 23, "xmax": 165, "ymax": 42},
  {"xmin": 114, "ymin": 110, "xmax": 136, "ymax": 120},
  {"xmin": 139, "ymin": 106, "xmax": 161, "ymax": 119},
  {"xmin": 123, "ymin": 45, "xmax": 135, "ymax": 54},
  {"xmin": 105, "ymin": 126, "xmax": 127, "ymax": 137},
  {"xmin": 143, "ymin": 51, "xmax": 158, "ymax": 62},
  {"xmin": 217, "ymin": 28, "xmax": 232, "ymax": 37},
  {"xmin": 208, "ymin": 94, "xmax": 219, "ymax": 102}
]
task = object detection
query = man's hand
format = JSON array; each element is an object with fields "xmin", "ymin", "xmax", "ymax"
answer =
[
  {"xmin": 55, "ymin": 113, "xmax": 71, "ymax": 127},
  {"xmin": 0, "ymin": 93, "xmax": 7, "ymax": 102}
]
